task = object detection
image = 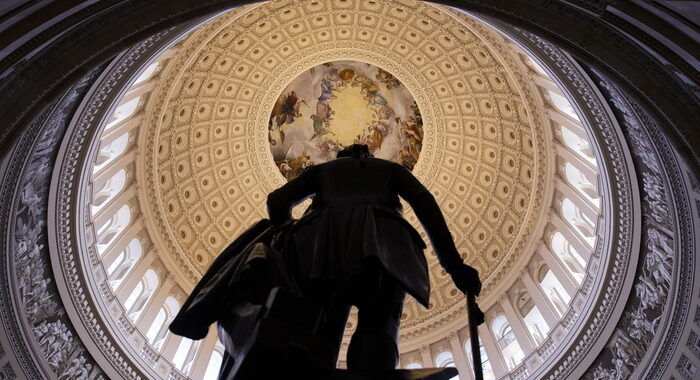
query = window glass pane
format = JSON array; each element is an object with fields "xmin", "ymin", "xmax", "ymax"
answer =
[
  {"xmin": 560, "ymin": 127, "xmax": 596, "ymax": 164},
  {"xmin": 93, "ymin": 133, "xmax": 130, "ymax": 174},
  {"xmin": 172, "ymin": 338, "xmax": 193, "ymax": 370},
  {"xmin": 541, "ymin": 270, "xmax": 571, "ymax": 315},
  {"xmin": 97, "ymin": 204, "xmax": 131, "ymax": 254},
  {"xmin": 523, "ymin": 305, "xmax": 550, "ymax": 344},
  {"xmin": 105, "ymin": 97, "xmax": 140, "ymax": 129},
  {"xmin": 561, "ymin": 198, "xmax": 596, "ymax": 243},
  {"xmin": 435, "ymin": 352, "xmax": 459, "ymax": 380},
  {"xmin": 203, "ymin": 351, "xmax": 223, "ymax": 380},
  {"xmin": 146, "ymin": 308, "xmax": 167, "ymax": 343},
  {"xmin": 106, "ymin": 251, "xmax": 125, "ymax": 276},
  {"xmin": 92, "ymin": 169, "xmax": 127, "ymax": 212},
  {"xmin": 465, "ymin": 337, "xmax": 494, "ymax": 380},
  {"xmin": 134, "ymin": 62, "xmax": 159, "ymax": 85},
  {"xmin": 548, "ymin": 90, "xmax": 578, "ymax": 120},
  {"xmin": 492, "ymin": 316, "xmax": 524, "ymax": 370},
  {"xmin": 123, "ymin": 281, "xmax": 143, "ymax": 311}
]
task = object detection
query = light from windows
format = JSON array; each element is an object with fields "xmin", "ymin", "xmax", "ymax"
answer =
[
  {"xmin": 105, "ymin": 97, "xmax": 140, "ymax": 130},
  {"xmin": 96, "ymin": 204, "xmax": 131, "ymax": 253},
  {"xmin": 202, "ymin": 350, "xmax": 223, "ymax": 380},
  {"xmin": 134, "ymin": 62, "xmax": 159, "ymax": 86},
  {"xmin": 465, "ymin": 337, "xmax": 494, "ymax": 380},
  {"xmin": 92, "ymin": 169, "xmax": 127, "ymax": 212},
  {"xmin": 539, "ymin": 269, "xmax": 571, "ymax": 316},
  {"xmin": 492, "ymin": 315, "xmax": 524, "ymax": 370},
  {"xmin": 93, "ymin": 133, "xmax": 130, "ymax": 173},
  {"xmin": 561, "ymin": 198, "xmax": 596, "ymax": 245},
  {"xmin": 172, "ymin": 338, "xmax": 194, "ymax": 372},
  {"xmin": 548, "ymin": 90, "xmax": 578, "ymax": 120},
  {"xmin": 435, "ymin": 351, "xmax": 459, "ymax": 380}
]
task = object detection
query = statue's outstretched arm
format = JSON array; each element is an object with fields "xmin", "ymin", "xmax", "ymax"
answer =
[
  {"xmin": 267, "ymin": 166, "xmax": 319, "ymax": 225},
  {"xmin": 392, "ymin": 164, "xmax": 481, "ymax": 295}
]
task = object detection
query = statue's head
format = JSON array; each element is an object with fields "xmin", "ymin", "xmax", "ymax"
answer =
[{"xmin": 336, "ymin": 144, "xmax": 373, "ymax": 160}]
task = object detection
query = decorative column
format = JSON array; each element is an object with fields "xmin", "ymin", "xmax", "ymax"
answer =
[
  {"xmin": 521, "ymin": 270, "xmax": 560, "ymax": 327},
  {"xmin": 135, "ymin": 273, "xmax": 175, "ymax": 332},
  {"xmin": 538, "ymin": 244, "xmax": 578, "ymax": 295},
  {"xmin": 499, "ymin": 296, "xmax": 535, "ymax": 354},
  {"xmin": 189, "ymin": 325, "xmax": 220, "ymax": 379},
  {"xmin": 478, "ymin": 324, "xmax": 507, "ymax": 376},
  {"xmin": 419, "ymin": 345, "xmax": 433, "ymax": 368},
  {"xmin": 115, "ymin": 250, "xmax": 156, "ymax": 303},
  {"xmin": 448, "ymin": 332, "xmax": 473, "ymax": 380}
]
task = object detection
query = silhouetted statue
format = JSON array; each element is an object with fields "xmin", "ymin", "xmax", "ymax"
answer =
[{"xmin": 170, "ymin": 144, "xmax": 481, "ymax": 380}]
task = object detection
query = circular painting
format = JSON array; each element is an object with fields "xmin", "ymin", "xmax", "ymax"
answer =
[{"xmin": 268, "ymin": 60, "xmax": 424, "ymax": 180}]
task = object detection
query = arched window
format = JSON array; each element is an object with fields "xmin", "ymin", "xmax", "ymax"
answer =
[
  {"xmin": 519, "ymin": 293, "xmax": 550, "ymax": 344},
  {"xmin": 181, "ymin": 339, "xmax": 201, "ymax": 375},
  {"xmin": 492, "ymin": 315, "xmax": 524, "ymax": 370},
  {"xmin": 548, "ymin": 90, "xmax": 578, "ymax": 120},
  {"xmin": 123, "ymin": 281, "xmax": 143, "ymax": 312},
  {"xmin": 105, "ymin": 97, "xmax": 140, "ymax": 130},
  {"xmin": 134, "ymin": 61, "xmax": 159, "ymax": 85},
  {"xmin": 550, "ymin": 232, "xmax": 586, "ymax": 280},
  {"xmin": 145, "ymin": 308, "xmax": 167, "ymax": 345},
  {"xmin": 202, "ymin": 345, "xmax": 224, "ymax": 380},
  {"xmin": 564, "ymin": 163, "xmax": 599, "ymax": 206},
  {"xmin": 96, "ymin": 204, "xmax": 131, "ymax": 253},
  {"xmin": 465, "ymin": 337, "xmax": 494, "ymax": 380},
  {"xmin": 405, "ymin": 362, "xmax": 422, "ymax": 369},
  {"xmin": 539, "ymin": 268, "xmax": 571, "ymax": 316},
  {"xmin": 560, "ymin": 127, "xmax": 595, "ymax": 164},
  {"xmin": 106, "ymin": 251, "xmax": 125, "ymax": 278},
  {"xmin": 108, "ymin": 238, "xmax": 142, "ymax": 289},
  {"xmin": 561, "ymin": 198, "xmax": 596, "ymax": 242},
  {"xmin": 93, "ymin": 133, "xmax": 130, "ymax": 173},
  {"xmin": 172, "ymin": 338, "xmax": 195, "ymax": 372},
  {"xmin": 124, "ymin": 269, "xmax": 159, "ymax": 321},
  {"xmin": 92, "ymin": 169, "xmax": 127, "ymax": 211},
  {"xmin": 151, "ymin": 296, "xmax": 180, "ymax": 351},
  {"xmin": 434, "ymin": 351, "xmax": 459, "ymax": 380}
]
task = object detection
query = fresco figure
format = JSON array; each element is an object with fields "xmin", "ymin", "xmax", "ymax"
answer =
[{"xmin": 268, "ymin": 61, "xmax": 425, "ymax": 179}]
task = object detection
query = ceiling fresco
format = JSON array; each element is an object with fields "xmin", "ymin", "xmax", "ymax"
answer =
[{"xmin": 269, "ymin": 60, "xmax": 423, "ymax": 179}]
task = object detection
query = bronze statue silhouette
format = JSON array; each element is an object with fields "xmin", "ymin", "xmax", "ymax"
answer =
[{"xmin": 170, "ymin": 144, "xmax": 483, "ymax": 380}]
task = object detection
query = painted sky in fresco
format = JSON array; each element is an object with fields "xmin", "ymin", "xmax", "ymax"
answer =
[{"xmin": 268, "ymin": 60, "xmax": 423, "ymax": 180}]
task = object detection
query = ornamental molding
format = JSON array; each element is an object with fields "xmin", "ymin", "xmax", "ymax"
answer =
[
  {"xmin": 579, "ymin": 69, "xmax": 696, "ymax": 380},
  {"xmin": 0, "ymin": 68, "xmax": 105, "ymax": 379},
  {"xmin": 496, "ymin": 27, "xmax": 639, "ymax": 380},
  {"xmin": 46, "ymin": 27, "xmax": 196, "ymax": 379}
]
